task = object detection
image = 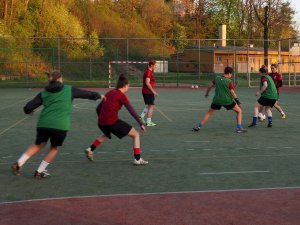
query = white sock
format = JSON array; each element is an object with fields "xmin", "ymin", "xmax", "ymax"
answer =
[
  {"xmin": 140, "ymin": 107, "xmax": 148, "ymax": 117},
  {"xmin": 17, "ymin": 154, "xmax": 30, "ymax": 167},
  {"xmin": 37, "ymin": 160, "xmax": 49, "ymax": 173},
  {"xmin": 147, "ymin": 118, "xmax": 152, "ymax": 123}
]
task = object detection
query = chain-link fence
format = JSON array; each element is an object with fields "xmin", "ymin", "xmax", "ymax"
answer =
[{"xmin": 0, "ymin": 37, "xmax": 299, "ymax": 88}]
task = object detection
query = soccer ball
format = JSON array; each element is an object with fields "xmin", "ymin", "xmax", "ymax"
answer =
[
  {"xmin": 195, "ymin": 85, "xmax": 199, "ymax": 89},
  {"xmin": 258, "ymin": 113, "xmax": 266, "ymax": 121}
]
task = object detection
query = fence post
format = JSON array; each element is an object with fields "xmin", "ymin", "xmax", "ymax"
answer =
[{"xmin": 57, "ymin": 37, "xmax": 61, "ymax": 70}]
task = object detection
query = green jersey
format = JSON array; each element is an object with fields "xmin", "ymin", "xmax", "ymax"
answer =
[
  {"xmin": 37, "ymin": 85, "xmax": 72, "ymax": 131},
  {"xmin": 260, "ymin": 75, "xmax": 278, "ymax": 100},
  {"xmin": 212, "ymin": 76, "xmax": 234, "ymax": 105}
]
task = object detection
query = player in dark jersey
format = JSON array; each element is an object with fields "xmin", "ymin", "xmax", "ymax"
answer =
[
  {"xmin": 85, "ymin": 74, "xmax": 148, "ymax": 165},
  {"xmin": 140, "ymin": 60, "xmax": 158, "ymax": 126},
  {"xmin": 248, "ymin": 65, "xmax": 278, "ymax": 128},
  {"xmin": 269, "ymin": 63, "xmax": 286, "ymax": 118},
  {"xmin": 11, "ymin": 70, "xmax": 104, "ymax": 178},
  {"xmin": 193, "ymin": 67, "xmax": 247, "ymax": 133}
]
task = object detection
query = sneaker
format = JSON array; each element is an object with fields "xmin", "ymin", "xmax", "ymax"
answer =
[
  {"xmin": 146, "ymin": 121, "xmax": 156, "ymax": 127},
  {"xmin": 133, "ymin": 158, "xmax": 148, "ymax": 165},
  {"xmin": 193, "ymin": 127, "xmax": 201, "ymax": 131},
  {"xmin": 85, "ymin": 148, "xmax": 94, "ymax": 161},
  {"xmin": 34, "ymin": 170, "xmax": 50, "ymax": 179},
  {"xmin": 281, "ymin": 113, "xmax": 286, "ymax": 119},
  {"xmin": 139, "ymin": 116, "xmax": 146, "ymax": 124},
  {"xmin": 248, "ymin": 123, "xmax": 257, "ymax": 127},
  {"xmin": 267, "ymin": 123, "xmax": 272, "ymax": 128},
  {"xmin": 11, "ymin": 162, "xmax": 21, "ymax": 176},
  {"xmin": 236, "ymin": 128, "xmax": 247, "ymax": 133}
]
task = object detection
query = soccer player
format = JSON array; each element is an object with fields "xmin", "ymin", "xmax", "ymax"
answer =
[
  {"xmin": 85, "ymin": 74, "xmax": 148, "ymax": 165},
  {"xmin": 269, "ymin": 63, "xmax": 286, "ymax": 118},
  {"xmin": 193, "ymin": 66, "xmax": 247, "ymax": 133},
  {"xmin": 140, "ymin": 60, "xmax": 158, "ymax": 126},
  {"xmin": 11, "ymin": 70, "xmax": 105, "ymax": 178},
  {"xmin": 248, "ymin": 65, "xmax": 278, "ymax": 128}
]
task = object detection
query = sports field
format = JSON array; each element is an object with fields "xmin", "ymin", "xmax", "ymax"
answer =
[{"xmin": 1, "ymin": 87, "xmax": 300, "ymax": 225}]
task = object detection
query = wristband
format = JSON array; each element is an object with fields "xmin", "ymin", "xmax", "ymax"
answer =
[{"xmin": 234, "ymin": 98, "xmax": 241, "ymax": 105}]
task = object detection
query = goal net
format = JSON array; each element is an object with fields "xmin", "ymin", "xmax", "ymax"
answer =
[{"xmin": 108, "ymin": 61, "xmax": 148, "ymax": 88}]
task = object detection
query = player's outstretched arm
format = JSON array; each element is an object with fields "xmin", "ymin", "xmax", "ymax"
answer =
[
  {"xmin": 24, "ymin": 93, "xmax": 43, "ymax": 114},
  {"xmin": 72, "ymin": 87, "xmax": 102, "ymax": 100},
  {"xmin": 124, "ymin": 102, "xmax": 143, "ymax": 127}
]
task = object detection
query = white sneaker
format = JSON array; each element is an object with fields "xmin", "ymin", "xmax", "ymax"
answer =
[
  {"xmin": 133, "ymin": 158, "xmax": 148, "ymax": 165},
  {"xmin": 85, "ymin": 148, "xmax": 94, "ymax": 161}
]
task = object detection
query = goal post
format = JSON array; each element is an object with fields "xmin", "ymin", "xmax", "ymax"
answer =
[{"xmin": 108, "ymin": 61, "xmax": 148, "ymax": 88}]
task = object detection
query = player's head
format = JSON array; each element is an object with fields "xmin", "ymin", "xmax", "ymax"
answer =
[
  {"xmin": 148, "ymin": 60, "xmax": 156, "ymax": 69},
  {"xmin": 259, "ymin": 65, "xmax": 268, "ymax": 74},
  {"xmin": 224, "ymin": 66, "xmax": 233, "ymax": 75},
  {"xmin": 116, "ymin": 74, "xmax": 129, "ymax": 90},
  {"xmin": 46, "ymin": 70, "xmax": 62, "ymax": 83},
  {"xmin": 271, "ymin": 63, "xmax": 278, "ymax": 72}
]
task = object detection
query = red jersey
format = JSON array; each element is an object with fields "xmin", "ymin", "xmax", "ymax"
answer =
[
  {"xmin": 268, "ymin": 72, "xmax": 282, "ymax": 91},
  {"xmin": 98, "ymin": 89, "xmax": 129, "ymax": 125},
  {"xmin": 142, "ymin": 67, "xmax": 155, "ymax": 94}
]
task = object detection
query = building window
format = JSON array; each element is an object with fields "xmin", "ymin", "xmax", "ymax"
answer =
[{"xmin": 217, "ymin": 56, "xmax": 222, "ymax": 62}]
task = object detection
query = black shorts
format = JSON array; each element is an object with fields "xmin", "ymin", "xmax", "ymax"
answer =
[
  {"xmin": 211, "ymin": 101, "xmax": 236, "ymax": 110},
  {"xmin": 98, "ymin": 119, "xmax": 132, "ymax": 139},
  {"xmin": 143, "ymin": 93, "xmax": 155, "ymax": 105},
  {"xmin": 36, "ymin": 127, "xmax": 67, "ymax": 147},
  {"xmin": 257, "ymin": 97, "xmax": 276, "ymax": 107}
]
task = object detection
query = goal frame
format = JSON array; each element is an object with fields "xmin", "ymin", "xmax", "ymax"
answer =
[{"xmin": 108, "ymin": 61, "xmax": 148, "ymax": 88}]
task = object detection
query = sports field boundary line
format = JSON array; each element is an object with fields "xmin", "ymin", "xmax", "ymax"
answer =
[
  {"xmin": 1, "ymin": 186, "xmax": 300, "ymax": 205},
  {"xmin": 155, "ymin": 105, "xmax": 173, "ymax": 122}
]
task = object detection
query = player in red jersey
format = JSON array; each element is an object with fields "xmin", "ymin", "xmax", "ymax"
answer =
[
  {"xmin": 140, "ymin": 60, "xmax": 159, "ymax": 126},
  {"xmin": 269, "ymin": 63, "xmax": 286, "ymax": 119},
  {"xmin": 84, "ymin": 74, "xmax": 148, "ymax": 165}
]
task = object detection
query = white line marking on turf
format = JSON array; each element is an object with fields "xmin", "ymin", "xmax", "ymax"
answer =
[
  {"xmin": 155, "ymin": 106, "xmax": 173, "ymax": 122},
  {"xmin": 199, "ymin": 170, "xmax": 269, "ymax": 175},
  {"xmin": 0, "ymin": 97, "xmax": 33, "ymax": 111},
  {"xmin": 1, "ymin": 186, "xmax": 300, "ymax": 205},
  {"xmin": 0, "ymin": 108, "xmax": 42, "ymax": 136},
  {"xmin": 0, "ymin": 117, "xmax": 29, "ymax": 136}
]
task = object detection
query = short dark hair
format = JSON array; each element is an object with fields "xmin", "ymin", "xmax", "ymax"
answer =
[
  {"xmin": 224, "ymin": 66, "xmax": 233, "ymax": 74},
  {"xmin": 259, "ymin": 65, "xmax": 268, "ymax": 73},
  {"xmin": 116, "ymin": 74, "xmax": 129, "ymax": 88},
  {"xmin": 148, "ymin": 60, "xmax": 156, "ymax": 67},
  {"xmin": 271, "ymin": 63, "xmax": 278, "ymax": 68}
]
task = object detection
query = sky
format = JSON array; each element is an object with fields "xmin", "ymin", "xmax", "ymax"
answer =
[{"xmin": 289, "ymin": 0, "xmax": 300, "ymax": 30}]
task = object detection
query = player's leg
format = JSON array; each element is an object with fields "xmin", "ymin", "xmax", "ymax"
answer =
[
  {"xmin": 193, "ymin": 106, "xmax": 216, "ymax": 131},
  {"xmin": 127, "ymin": 127, "xmax": 148, "ymax": 165},
  {"xmin": 11, "ymin": 143, "xmax": 46, "ymax": 176},
  {"xmin": 85, "ymin": 135, "xmax": 108, "ymax": 161},
  {"xmin": 140, "ymin": 105, "xmax": 148, "ymax": 123},
  {"xmin": 274, "ymin": 101, "xmax": 285, "ymax": 119},
  {"xmin": 248, "ymin": 102, "xmax": 261, "ymax": 127},
  {"xmin": 265, "ymin": 106, "xmax": 273, "ymax": 127},
  {"xmin": 231, "ymin": 104, "xmax": 247, "ymax": 133},
  {"xmin": 34, "ymin": 129, "xmax": 67, "ymax": 178}
]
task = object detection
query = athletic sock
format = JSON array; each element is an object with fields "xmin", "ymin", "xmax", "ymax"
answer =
[
  {"xmin": 37, "ymin": 160, "xmax": 49, "ymax": 173},
  {"xmin": 237, "ymin": 124, "xmax": 242, "ymax": 129},
  {"xmin": 17, "ymin": 153, "xmax": 30, "ymax": 167},
  {"xmin": 90, "ymin": 139, "xmax": 102, "ymax": 151},
  {"xmin": 134, "ymin": 148, "xmax": 141, "ymax": 160},
  {"xmin": 268, "ymin": 116, "xmax": 272, "ymax": 123},
  {"xmin": 252, "ymin": 117, "xmax": 258, "ymax": 124},
  {"xmin": 197, "ymin": 123, "xmax": 202, "ymax": 128},
  {"xmin": 140, "ymin": 107, "xmax": 148, "ymax": 117},
  {"xmin": 146, "ymin": 118, "xmax": 152, "ymax": 124}
]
